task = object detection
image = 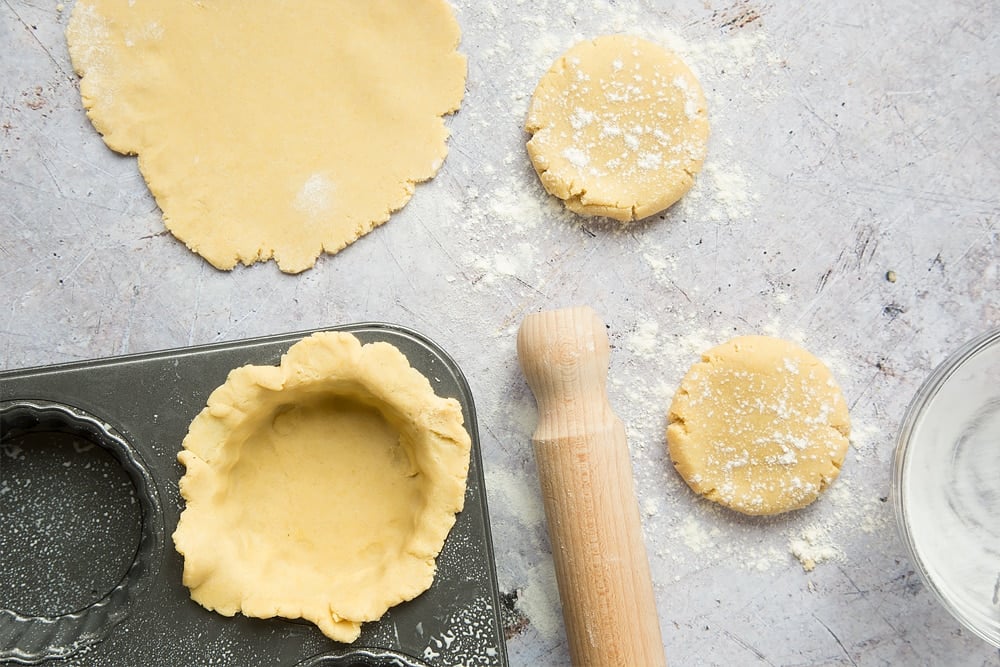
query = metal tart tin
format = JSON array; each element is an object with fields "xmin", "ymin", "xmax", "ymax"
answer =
[{"xmin": 0, "ymin": 325, "xmax": 508, "ymax": 666}]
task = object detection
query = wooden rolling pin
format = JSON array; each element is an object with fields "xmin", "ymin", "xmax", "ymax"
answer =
[{"xmin": 517, "ymin": 306, "xmax": 667, "ymax": 667}]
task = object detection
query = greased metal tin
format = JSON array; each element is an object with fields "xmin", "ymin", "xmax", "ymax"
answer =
[{"xmin": 0, "ymin": 325, "xmax": 508, "ymax": 666}]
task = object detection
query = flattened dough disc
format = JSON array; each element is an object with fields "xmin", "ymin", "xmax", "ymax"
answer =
[
  {"xmin": 526, "ymin": 34, "xmax": 709, "ymax": 222},
  {"xmin": 667, "ymin": 336, "xmax": 850, "ymax": 516},
  {"xmin": 67, "ymin": 0, "xmax": 467, "ymax": 273}
]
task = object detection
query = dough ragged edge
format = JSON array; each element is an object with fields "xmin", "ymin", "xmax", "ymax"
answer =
[
  {"xmin": 172, "ymin": 331, "xmax": 471, "ymax": 642},
  {"xmin": 666, "ymin": 336, "xmax": 850, "ymax": 516}
]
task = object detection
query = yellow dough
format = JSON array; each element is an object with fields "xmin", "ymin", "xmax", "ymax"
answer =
[
  {"xmin": 667, "ymin": 336, "xmax": 850, "ymax": 516},
  {"xmin": 66, "ymin": 0, "xmax": 466, "ymax": 273},
  {"xmin": 525, "ymin": 34, "xmax": 709, "ymax": 222},
  {"xmin": 172, "ymin": 332, "xmax": 471, "ymax": 642}
]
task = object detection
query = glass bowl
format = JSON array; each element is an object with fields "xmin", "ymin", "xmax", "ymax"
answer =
[{"xmin": 893, "ymin": 328, "xmax": 1000, "ymax": 648}]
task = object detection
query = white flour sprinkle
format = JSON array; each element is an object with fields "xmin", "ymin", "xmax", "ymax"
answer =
[
  {"xmin": 292, "ymin": 173, "xmax": 334, "ymax": 218},
  {"xmin": 627, "ymin": 320, "xmax": 660, "ymax": 357},
  {"xmin": 561, "ymin": 147, "xmax": 590, "ymax": 168},
  {"xmin": 637, "ymin": 151, "xmax": 662, "ymax": 170},
  {"xmin": 430, "ymin": 4, "xmax": 884, "ymax": 653},
  {"xmin": 788, "ymin": 524, "xmax": 843, "ymax": 571},
  {"xmin": 569, "ymin": 107, "xmax": 595, "ymax": 129}
]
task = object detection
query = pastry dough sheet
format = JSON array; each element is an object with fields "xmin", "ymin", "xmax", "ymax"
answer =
[{"xmin": 67, "ymin": 0, "xmax": 467, "ymax": 273}]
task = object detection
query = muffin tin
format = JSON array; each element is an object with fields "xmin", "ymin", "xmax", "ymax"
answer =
[{"xmin": 0, "ymin": 325, "xmax": 507, "ymax": 666}]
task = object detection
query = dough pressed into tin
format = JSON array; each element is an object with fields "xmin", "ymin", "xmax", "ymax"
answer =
[
  {"xmin": 66, "ymin": 0, "xmax": 466, "ymax": 273},
  {"xmin": 667, "ymin": 336, "xmax": 850, "ymax": 516},
  {"xmin": 525, "ymin": 34, "xmax": 709, "ymax": 222},
  {"xmin": 172, "ymin": 332, "xmax": 471, "ymax": 642}
]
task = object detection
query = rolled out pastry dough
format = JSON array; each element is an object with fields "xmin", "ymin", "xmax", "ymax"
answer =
[
  {"xmin": 667, "ymin": 336, "xmax": 850, "ymax": 516},
  {"xmin": 172, "ymin": 332, "xmax": 471, "ymax": 642},
  {"xmin": 66, "ymin": 0, "xmax": 466, "ymax": 273}
]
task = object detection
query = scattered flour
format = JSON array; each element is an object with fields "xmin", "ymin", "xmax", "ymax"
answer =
[
  {"xmin": 788, "ymin": 524, "xmax": 843, "ymax": 572},
  {"xmin": 657, "ymin": 474, "xmax": 889, "ymax": 575},
  {"xmin": 626, "ymin": 320, "xmax": 660, "ymax": 358},
  {"xmin": 514, "ymin": 561, "xmax": 562, "ymax": 643},
  {"xmin": 848, "ymin": 418, "xmax": 883, "ymax": 461},
  {"xmin": 643, "ymin": 497, "xmax": 659, "ymax": 517},
  {"xmin": 697, "ymin": 160, "xmax": 759, "ymax": 222},
  {"xmin": 679, "ymin": 514, "xmax": 717, "ymax": 553},
  {"xmin": 442, "ymin": 0, "xmax": 782, "ymax": 300},
  {"xmin": 418, "ymin": 595, "xmax": 504, "ymax": 665},
  {"xmin": 482, "ymin": 464, "xmax": 563, "ymax": 642},
  {"xmin": 292, "ymin": 173, "xmax": 334, "ymax": 218},
  {"xmin": 434, "ymin": 1, "xmax": 891, "ymax": 656},
  {"xmin": 484, "ymin": 467, "xmax": 546, "ymax": 530}
]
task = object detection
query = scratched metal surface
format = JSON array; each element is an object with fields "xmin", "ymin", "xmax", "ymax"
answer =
[{"xmin": 1, "ymin": 0, "xmax": 998, "ymax": 665}]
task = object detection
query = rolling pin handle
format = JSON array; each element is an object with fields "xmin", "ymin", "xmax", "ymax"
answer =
[{"xmin": 517, "ymin": 306, "xmax": 667, "ymax": 667}]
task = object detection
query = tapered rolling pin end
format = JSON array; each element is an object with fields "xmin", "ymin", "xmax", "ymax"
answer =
[{"xmin": 517, "ymin": 306, "xmax": 611, "ymax": 426}]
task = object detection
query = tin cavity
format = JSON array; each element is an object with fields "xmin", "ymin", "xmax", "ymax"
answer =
[{"xmin": 0, "ymin": 417, "xmax": 141, "ymax": 617}]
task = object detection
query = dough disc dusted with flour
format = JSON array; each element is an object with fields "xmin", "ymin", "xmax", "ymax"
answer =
[
  {"xmin": 525, "ymin": 34, "xmax": 709, "ymax": 222},
  {"xmin": 667, "ymin": 336, "xmax": 850, "ymax": 516},
  {"xmin": 172, "ymin": 332, "xmax": 471, "ymax": 642},
  {"xmin": 66, "ymin": 0, "xmax": 466, "ymax": 273}
]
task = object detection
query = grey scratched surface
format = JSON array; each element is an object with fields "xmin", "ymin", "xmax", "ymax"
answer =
[{"xmin": 1, "ymin": 0, "xmax": 998, "ymax": 665}]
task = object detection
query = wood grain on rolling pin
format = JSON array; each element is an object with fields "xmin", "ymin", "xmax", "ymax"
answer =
[{"xmin": 518, "ymin": 306, "xmax": 666, "ymax": 667}]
